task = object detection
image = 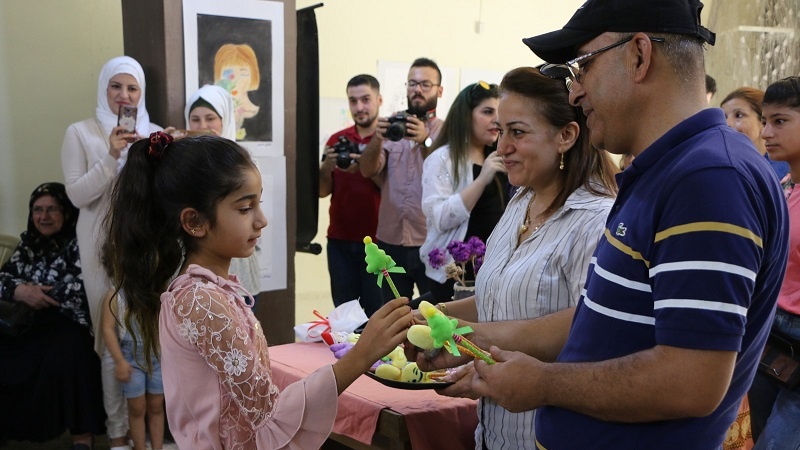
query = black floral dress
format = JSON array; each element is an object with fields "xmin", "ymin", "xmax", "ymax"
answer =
[
  {"xmin": 0, "ymin": 235, "xmax": 91, "ymax": 328},
  {"xmin": 0, "ymin": 234, "xmax": 106, "ymax": 441}
]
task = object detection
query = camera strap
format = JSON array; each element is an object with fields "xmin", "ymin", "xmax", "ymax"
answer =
[{"xmin": 420, "ymin": 109, "xmax": 436, "ymax": 121}]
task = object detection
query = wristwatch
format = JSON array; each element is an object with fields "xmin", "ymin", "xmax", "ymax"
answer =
[{"xmin": 423, "ymin": 136, "xmax": 433, "ymax": 148}]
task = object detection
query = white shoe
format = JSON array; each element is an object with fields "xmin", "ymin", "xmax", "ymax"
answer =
[{"xmin": 110, "ymin": 446, "xmax": 132, "ymax": 450}]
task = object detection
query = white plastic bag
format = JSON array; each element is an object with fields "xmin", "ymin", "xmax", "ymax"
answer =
[{"xmin": 293, "ymin": 299, "xmax": 368, "ymax": 342}]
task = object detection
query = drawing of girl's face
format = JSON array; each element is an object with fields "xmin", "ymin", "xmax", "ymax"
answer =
[{"xmin": 221, "ymin": 65, "xmax": 253, "ymax": 97}]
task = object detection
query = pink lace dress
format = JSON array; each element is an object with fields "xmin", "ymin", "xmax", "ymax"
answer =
[{"xmin": 160, "ymin": 265, "xmax": 338, "ymax": 449}]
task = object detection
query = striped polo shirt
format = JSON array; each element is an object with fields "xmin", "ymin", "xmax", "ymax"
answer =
[{"xmin": 535, "ymin": 109, "xmax": 789, "ymax": 449}]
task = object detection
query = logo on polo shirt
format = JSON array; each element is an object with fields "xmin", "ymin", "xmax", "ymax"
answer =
[{"xmin": 615, "ymin": 223, "xmax": 627, "ymax": 237}]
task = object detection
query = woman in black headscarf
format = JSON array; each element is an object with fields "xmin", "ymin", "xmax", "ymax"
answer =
[{"xmin": 0, "ymin": 182, "xmax": 105, "ymax": 449}]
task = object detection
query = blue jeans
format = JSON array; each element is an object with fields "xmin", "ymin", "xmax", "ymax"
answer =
[
  {"xmin": 375, "ymin": 241, "xmax": 429, "ymax": 302},
  {"xmin": 750, "ymin": 309, "xmax": 800, "ymax": 450},
  {"xmin": 120, "ymin": 334, "xmax": 163, "ymax": 398},
  {"xmin": 327, "ymin": 238, "xmax": 384, "ymax": 317}
]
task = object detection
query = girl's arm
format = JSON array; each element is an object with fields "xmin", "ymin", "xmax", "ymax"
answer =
[
  {"xmin": 168, "ymin": 284, "xmax": 411, "ymax": 448},
  {"xmin": 100, "ymin": 290, "xmax": 131, "ymax": 382},
  {"xmin": 170, "ymin": 284, "xmax": 335, "ymax": 448}
]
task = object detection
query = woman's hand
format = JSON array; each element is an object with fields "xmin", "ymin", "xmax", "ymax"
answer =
[
  {"xmin": 108, "ymin": 125, "xmax": 138, "ymax": 159},
  {"xmin": 476, "ymin": 151, "xmax": 507, "ymax": 186},
  {"xmin": 114, "ymin": 359, "xmax": 133, "ymax": 383},
  {"xmin": 13, "ymin": 284, "xmax": 60, "ymax": 309}
]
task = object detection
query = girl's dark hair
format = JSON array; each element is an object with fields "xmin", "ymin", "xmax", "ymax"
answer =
[
  {"xmin": 499, "ymin": 67, "xmax": 617, "ymax": 211},
  {"xmin": 102, "ymin": 135, "xmax": 256, "ymax": 372},
  {"xmin": 721, "ymin": 87, "xmax": 765, "ymax": 120},
  {"xmin": 430, "ymin": 81, "xmax": 499, "ymax": 187},
  {"xmin": 764, "ymin": 76, "xmax": 800, "ymax": 109}
]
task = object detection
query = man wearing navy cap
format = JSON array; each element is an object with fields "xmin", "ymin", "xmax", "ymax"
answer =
[{"xmin": 436, "ymin": 1, "xmax": 790, "ymax": 448}]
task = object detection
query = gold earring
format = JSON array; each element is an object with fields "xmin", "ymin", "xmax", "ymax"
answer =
[
  {"xmin": 559, "ymin": 153, "xmax": 565, "ymax": 170},
  {"xmin": 190, "ymin": 228, "xmax": 197, "ymax": 235}
]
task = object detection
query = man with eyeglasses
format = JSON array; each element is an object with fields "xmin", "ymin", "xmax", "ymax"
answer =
[
  {"xmin": 359, "ymin": 58, "xmax": 444, "ymax": 302},
  {"xmin": 435, "ymin": 1, "xmax": 790, "ymax": 449}
]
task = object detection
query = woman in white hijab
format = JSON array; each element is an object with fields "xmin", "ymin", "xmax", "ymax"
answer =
[
  {"xmin": 184, "ymin": 85, "xmax": 237, "ymax": 139},
  {"xmin": 167, "ymin": 85, "xmax": 262, "ymax": 296},
  {"xmin": 60, "ymin": 55, "xmax": 162, "ymax": 450}
]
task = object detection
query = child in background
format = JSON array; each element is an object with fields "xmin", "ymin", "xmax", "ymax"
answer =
[
  {"xmin": 101, "ymin": 289, "xmax": 165, "ymax": 450},
  {"xmin": 102, "ymin": 132, "xmax": 412, "ymax": 449}
]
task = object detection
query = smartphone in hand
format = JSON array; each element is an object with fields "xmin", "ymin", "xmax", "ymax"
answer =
[{"xmin": 117, "ymin": 105, "xmax": 138, "ymax": 134}]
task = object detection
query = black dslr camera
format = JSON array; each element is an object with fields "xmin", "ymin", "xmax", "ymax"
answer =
[
  {"xmin": 384, "ymin": 111, "xmax": 413, "ymax": 142},
  {"xmin": 332, "ymin": 135, "xmax": 360, "ymax": 169}
]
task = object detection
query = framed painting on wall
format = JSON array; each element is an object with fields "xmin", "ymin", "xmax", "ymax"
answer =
[{"xmin": 183, "ymin": 0, "xmax": 287, "ymax": 292}]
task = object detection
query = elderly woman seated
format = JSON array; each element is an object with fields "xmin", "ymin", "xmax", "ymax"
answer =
[{"xmin": 0, "ymin": 182, "xmax": 105, "ymax": 449}]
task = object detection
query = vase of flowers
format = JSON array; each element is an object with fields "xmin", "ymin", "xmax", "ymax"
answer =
[{"xmin": 428, "ymin": 236, "xmax": 486, "ymax": 300}]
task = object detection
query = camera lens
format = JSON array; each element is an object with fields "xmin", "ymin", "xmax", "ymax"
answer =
[
  {"xmin": 384, "ymin": 122, "xmax": 406, "ymax": 142},
  {"xmin": 336, "ymin": 153, "xmax": 352, "ymax": 169}
]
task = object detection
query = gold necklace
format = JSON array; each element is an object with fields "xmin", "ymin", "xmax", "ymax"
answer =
[
  {"xmin": 519, "ymin": 191, "xmax": 550, "ymax": 237},
  {"xmin": 519, "ymin": 192, "xmax": 536, "ymax": 236}
]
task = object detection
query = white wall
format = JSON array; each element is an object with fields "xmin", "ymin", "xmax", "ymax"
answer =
[
  {"xmin": 0, "ymin": 0, "xmax": 124, "ymax": 234},
  {"xmin": 298, "ymin": 0, "xmax": 582, "ymax": 98}
]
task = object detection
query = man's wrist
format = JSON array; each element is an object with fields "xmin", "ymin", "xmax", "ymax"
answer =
[{"xmin": 420, "ymin": 135, "xmax": 433, "ymax": 148}]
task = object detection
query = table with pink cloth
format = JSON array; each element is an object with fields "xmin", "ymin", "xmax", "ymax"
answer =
[{"xmin": 268, "ymin": 342, "xmax": 478, "ymax": 450}]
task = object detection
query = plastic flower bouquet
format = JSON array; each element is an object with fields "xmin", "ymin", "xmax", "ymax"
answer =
[{"xmin": 427, "ymin": 236, "xmax": 486, "ymax": 287}]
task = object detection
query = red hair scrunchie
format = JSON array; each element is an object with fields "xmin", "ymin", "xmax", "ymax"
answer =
[{"xmin": 148, "ymin": 131, "xmax": 174, "ymax": 160}]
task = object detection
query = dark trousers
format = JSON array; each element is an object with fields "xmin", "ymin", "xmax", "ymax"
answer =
[
  {"xmin": 428, "ymin": 277, "xmax": 455, "ymax": 303},
  {"xmin": 327, "ymin": 238, "xmax": 383, "ymax": 317},
  {"xmin": 376, "ymin": 241, "xmax": 430, "ymax": 302}
]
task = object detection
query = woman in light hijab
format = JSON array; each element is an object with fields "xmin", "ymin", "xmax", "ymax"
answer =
[
  {"xmin": 60, "ymin": 55, "xmax": 162, "ymax": 450},
  {"xmin": 167, "ymin": 85, "xmax": 262, "ymax": 296}
]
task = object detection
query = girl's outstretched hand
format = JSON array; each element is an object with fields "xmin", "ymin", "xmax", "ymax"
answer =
[
  {"xmin": 356, "ymin": 297, "xmax": 413, "ymax": 363},
  {"xmin": 332, "ymin": 297, "xmax": 412, "ymax": 394}
]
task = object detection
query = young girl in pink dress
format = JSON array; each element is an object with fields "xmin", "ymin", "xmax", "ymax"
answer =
[{"xmin": 102, "ymin": 132, "xmax": 412, "ymax": 449}]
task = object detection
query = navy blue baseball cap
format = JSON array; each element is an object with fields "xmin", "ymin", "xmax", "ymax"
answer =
[{"xmin": 523, "ymin": 0, "xmax": 716, "ymax": 63}]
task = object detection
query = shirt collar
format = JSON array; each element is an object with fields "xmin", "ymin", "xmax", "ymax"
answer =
[{"xmin": 625, "ymin": 108, "xmax": 725, "ymax": 177}]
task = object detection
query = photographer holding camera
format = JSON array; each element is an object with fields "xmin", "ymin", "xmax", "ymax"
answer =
[
  {"xmin": 359, "ymin": 58, "xmax": 445, "ymax": 302},
  {"xmin": 319, "ymin": 74, "xmax": 384, "ymax": 316}
]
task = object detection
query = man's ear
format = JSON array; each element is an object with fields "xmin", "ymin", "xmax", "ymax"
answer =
[
  {"xmin": 437, "ymin": 85, "xmax": 444, "ymax": 99},
  {"xmin": 558, "ymin": 121, "xmax": 580, "ymax": 153},
  {"xmin": 180, "ymin": 208, "xmax": 208, "ymax": 237},
  {"xmin": 630, "ymin": 32, "xmax": 655, "ymax": 83}
]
